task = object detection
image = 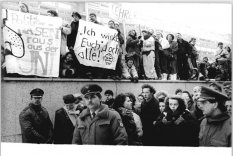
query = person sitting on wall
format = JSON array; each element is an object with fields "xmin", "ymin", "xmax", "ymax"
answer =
[
  {"xmin": 122, "ymin": 56, "xmax": 139, "ymax": 83},
  {"xmin": 60, "ymin": 50, "xmax": 78, "ymax": 78}
]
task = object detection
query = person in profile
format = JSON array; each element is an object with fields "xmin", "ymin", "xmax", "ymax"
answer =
[{"xmin": 19, "ymin": 2, "xmax": 29, "ymax": 13}]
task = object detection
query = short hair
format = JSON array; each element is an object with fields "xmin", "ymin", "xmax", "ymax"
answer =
[
  {"xmin": 175, "ymin": 88, "xmax": 183, "ymax": 95},
  {"xmin": 125, "ymin": 92, "xmax": 136, "ymax": 107},
  {"xmin": 176, "ymin": 33, "xmax": 182, "ymax": 36},
  {"xmin": 113, "ymin": 93, "xmax": 127, "ymax": 110},
  {"xmin": 218, "ymin": 42, "xmax": 223, "ymax": 46},
  {"xmin": 182, "ymin": 91, "xmax": 194, "ymax": 103},
  {"xmin": 47, "ymin": 10, "xmax": 58, "ymax": 17},
  {"xmin": 166, "ymin": 34, "xmax": 174, "ymax": 40},
  {"xmin": 104, "ymin": 90, "xmax": 113, "ymax": 96},
  {"xmin": 142, "ymin": 84, "xmax": 156, "ymax": 94},
  {"xmin": 89, "ymin": 13, "xmax": 96, "ymax": 17},
  {"xmin": 108, "ymin": 20, "xmax": 115, "ymax": 24}
]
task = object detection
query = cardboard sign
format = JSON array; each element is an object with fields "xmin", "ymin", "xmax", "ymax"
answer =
[
  {"xmin": 3, "ymin": 9, "xmax": 62, "ymax": 77},
  {"xmin": 73, "ymin": 20, "xmax": 120, "ymax": 70}
]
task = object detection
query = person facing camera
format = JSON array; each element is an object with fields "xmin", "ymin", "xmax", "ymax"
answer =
[
  {"xmin": 54, "ymin": 94, "xmax": 78, "ymax": 144},
  {"xmin": 72, "ymin": 84, "xmax": 128, "ymax": 145},
  {"xmin": 19, "ymin": 88, "xmax": 53, "ymax": 143},
  {"xmin": 122, "ymin": 56, "xmax": 139, "ymax": 83}
]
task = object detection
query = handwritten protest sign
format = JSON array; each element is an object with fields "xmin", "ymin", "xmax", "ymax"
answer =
[
  {"xmin": 3, "ymin": 9, "xmax": 62, "ymax": 77},
  {"xmin": 73, "ymin": 20, "xmax": 120, "ymax": 70}
]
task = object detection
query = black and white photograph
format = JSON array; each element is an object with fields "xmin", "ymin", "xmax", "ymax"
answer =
[{"xmin": 1, "ymin": 1, "xmax": 232, "ymax": 156}]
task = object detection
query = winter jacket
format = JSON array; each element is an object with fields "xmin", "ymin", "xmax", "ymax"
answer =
[
  {"xmin": 122, "ymin": 62, "xmax": 138, "ymax": 79},
  {"xmin": 142, "ymin": 36, "xmax": 155, "ymax": 52},
  {"xmin": 162, "ymin": 106, "xmax": 199, "ymax": 146},
  {"xmin": 126, "ymin": 35, "xmax": 141, "ymax": 57},
  {"xmin": 54, "ymin": 108, "xmax": 77, "ymax": 144},
  {"xmin": 72, "ymin": 104, "xmax": 128, "ymax": 145},
  {"xmin": 117, "ymin": 107, "xmax": 142, "ymax": 145},
  {"xmin": 199, "ymin": 113, "xmax": 231, "ymax": 147},
  {"xmin": 19, "ymin": 103, "xmax": 53, "ymax": 143},
  {"xmin": 60, "ymin": 22, "xmax": 71, "ymax": 56},
  {"xmin": 140, "ymin": 97, "xmax": 160, "ymax": 145}
]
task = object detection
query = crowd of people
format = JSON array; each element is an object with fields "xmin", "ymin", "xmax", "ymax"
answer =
[
  {"xmin": 19, "ymin": 82, "xmax": 231, "ymax": 146},
  {"xmin": 1, "ymin": 4, "xmax": 232, "ymax": 81}
]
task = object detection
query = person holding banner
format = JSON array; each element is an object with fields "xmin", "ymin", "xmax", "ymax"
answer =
[{"xmin": 47, "ymin": 10, "xmax": 71, "ymax": 57}]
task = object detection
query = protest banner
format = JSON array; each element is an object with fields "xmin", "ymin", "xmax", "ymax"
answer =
[
  {"xmin": 3, "ymin": 9, "xmax": 62, "ymax": 77},
  {"xmin": 73, "ymin": 20, "xmax": 120, "ymax": 70}
]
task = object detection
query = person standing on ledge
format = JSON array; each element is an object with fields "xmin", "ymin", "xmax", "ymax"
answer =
[{"xmin": 19, "ymin": 88, "xmax": 53, "ymax": 143}]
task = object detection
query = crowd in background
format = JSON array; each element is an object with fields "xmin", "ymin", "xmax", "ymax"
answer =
[{"xmin": 1, "ymin": 3, "xmax": 232, "ymax": 81}]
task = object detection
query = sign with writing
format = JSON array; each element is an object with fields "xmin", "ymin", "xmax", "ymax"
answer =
[
  {"xmin": 73, "ymin": 20, "xmax": 120, "ymax": 70},
  {"xmin": 3, "ymin": 9, "xmax": 62, "ymax": 77}
]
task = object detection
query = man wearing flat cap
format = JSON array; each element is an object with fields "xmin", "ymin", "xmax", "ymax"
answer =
[
  {"xmin": 197, "ymin": 86, "xmax": 231, "ymax": 147},
  {"xmin": 72, "ymin": 84, "xmax": 128, "ymax": 145},
  {"xmin": 19, "ymin": 88, "xmax": 53, "ymax": 143},
  {"xmin": 54, "ymin": 94, "xmax": 78, "ymax": 144}
]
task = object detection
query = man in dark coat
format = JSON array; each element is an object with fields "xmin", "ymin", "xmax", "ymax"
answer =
[
  {"xmin": 72, "ymin": 84, "xmax": 128, "ymax": 145},
  {"xmin": 176, "ymin": 33, "xmax": 192, "ymax": 80},
  {"xmin": 54, "ymin": 94, "xmax": 78, "ymax": 144},
  {"xmin": 140, "ymin": 84, "xmax": 160, "ymax": 145},
  {"xmin": 67, "ymin": 12, "xmax": 81, "ymax": 50},
  {"xmin": 104, "ymin": 90, "xmax": 115, "ymax": 108},
  {"xmin": 197, "ymin": 86, "xmax": 231, "ymax": 147},
  {"xmin": 19, "ymin": 88, "xmax": 53, "ymax": 143}
]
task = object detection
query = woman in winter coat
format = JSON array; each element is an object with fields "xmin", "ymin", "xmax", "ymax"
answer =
[
  {"xmin": 159, "ymin": 95, "xmax": 199, "ymax": 146},
  {"xmin": 113, "ymin": 93, "xmax": 142, "ymax": 145}
]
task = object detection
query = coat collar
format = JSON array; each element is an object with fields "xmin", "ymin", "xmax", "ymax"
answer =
[
  {"xmin": 207, "ymin": 112, "xmax": 230, "ymax": 123},
  {"xmin": 79, "ymin": 104, "xmax": 109, "ymax": 120}
]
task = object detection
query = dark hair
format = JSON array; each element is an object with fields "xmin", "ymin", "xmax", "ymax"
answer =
[
  {"xmin": 167, "ymin": 95, "xmax": 186, "ymax": 113},
  {"xmin": 125, "ymin": 92, "xmax": 136, "ymax": 107},
  {"xmin": 108, "ymin": 20, "xmax": 115, "ymax": 24},
  {"xmin": 142, "ymin": 84, "xmax": 156, "ymax": 94},
  {"xmin": 175, "ymin": 88, "xmax": 182, "ymax": 95},
  {"xmin": 177, "ymin": 33, "xmax": 182, "ymax": 36},
  {"xmin": 182, "ymin": 90, "xmax": 194, "ymax": 104},
  {"xmin": 113, "ymin": 93, "xmax": 127, "ymax": 110},
  {"xmin": 89, "ymin": 13, "xmax": 96, "ymax": 17},
  {"xmin": 104, "ymin": 90, "xmax": 113, "ymax": 96},
  {"xmin": 47, "ymin": 10, "xmax": 58, "ymax": 17},
  {"xmin": 189, "ymin": 37, "xmax": 196, "ymax": 43},
  {"xmin": 166, "ymin": 34, "xmax": 174, "ymax": 40},
  {"xmin": 225, "ymin": 46, "xmax": 231, "ymax": 52},
  {"xmin": 218, "ymin": 42, "xmax": 223, "ymax": 46}
]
